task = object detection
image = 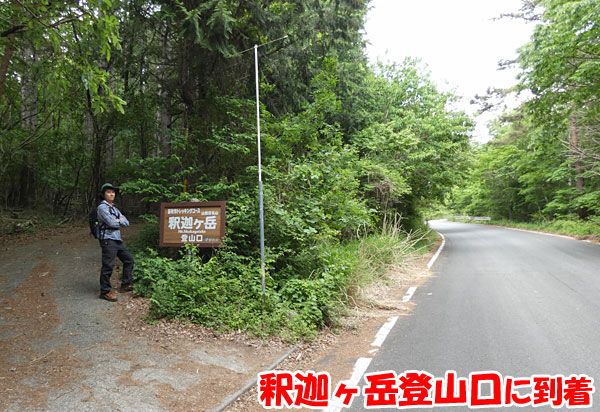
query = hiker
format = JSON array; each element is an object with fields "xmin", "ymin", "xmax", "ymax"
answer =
[{"xmin": 97, "ymin": 183, "xmax": 134, "ymax": 302}]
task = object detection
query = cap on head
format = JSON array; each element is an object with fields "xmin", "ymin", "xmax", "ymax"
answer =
[{"xmin": 101, "ymin": 183, "xmax": 118, "ymax": 194}]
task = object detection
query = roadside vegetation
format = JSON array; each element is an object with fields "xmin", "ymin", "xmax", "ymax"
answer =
[
  {"xmin": 133, "ymin": 217, "xmax": 436, "ymax": 340},
  {"xmin": 1, "ymin": 1, "xmax": 467, "ymax": 338},
  {"xmin": 0, "ymin": 208, "xmax": 68, "ymax": 238}
]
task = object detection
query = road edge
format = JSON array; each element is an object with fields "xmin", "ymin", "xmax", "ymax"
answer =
[
  {"xmin": 427, "ymin": 232, "xmax": 446, "ymax": 269},
  {"xmin": 446, "ymin": 219, "xmax": 599, "ymax": 244},
  {"xmin": 209, "ymin": 344, "xmax": 301, "ymax": 412}
]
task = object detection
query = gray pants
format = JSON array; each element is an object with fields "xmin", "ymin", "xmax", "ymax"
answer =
[{"xmin": 99, "ymin": 239, "xmax": 134, "ymax": 294}]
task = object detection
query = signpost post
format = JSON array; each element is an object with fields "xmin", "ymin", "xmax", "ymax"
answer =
[
  {"xmin": 252, "ymin": 35, "xmax": 287, "ymax": 304},
  {"xmin": 232, "ymin": 35, "xmax": 288, "ymax": 305},
  {"xmin": 255, "ymin": 44, "xmax": 267, "ymax": 305}
]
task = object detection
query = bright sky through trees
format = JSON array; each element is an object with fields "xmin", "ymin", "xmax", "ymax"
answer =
[{"xmin": 364, "ymin": 0, "xmax": 535, "ymax": 142}]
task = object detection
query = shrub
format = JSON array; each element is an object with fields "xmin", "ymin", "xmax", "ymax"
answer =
[{"xmin": 132, "ymin": 219, "xmax": 434, "ymax": 339}]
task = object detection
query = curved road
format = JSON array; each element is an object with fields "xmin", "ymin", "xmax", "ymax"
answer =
[{"xmin": 347, "ymin": 220, "xmax": 600, "ymax": 411}]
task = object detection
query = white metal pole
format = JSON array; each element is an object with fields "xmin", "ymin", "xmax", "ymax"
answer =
[{"xmin": 255, "ymin": 44, "xmax": 266, "ymax": 303}]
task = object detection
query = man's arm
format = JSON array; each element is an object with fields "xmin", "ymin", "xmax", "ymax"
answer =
[
  {"xmin": 97, "ymin": 204, "xmax": 121, "ymax": 229},
  {"xmin": 118, "ymin": 210, "xmax": 130, "ymax": 227}
]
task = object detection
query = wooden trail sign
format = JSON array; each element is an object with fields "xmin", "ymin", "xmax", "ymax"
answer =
[{"xmin": 159, "ymin": 201, "xmax": 226, "ymax": 247}]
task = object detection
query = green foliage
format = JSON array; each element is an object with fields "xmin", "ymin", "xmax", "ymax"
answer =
[
  {"xmin": 132, "ymin": 244, "xmax": 340, "ymax": 338},
  {"xmin": 132, "ymin": 221, "xmax": 435, "ymax": 339},
  {"xmin": 349, "ymin": 60, "xmax": 472, "ymax": 227},
  {"xmin": 517, "ymin": 0, "xmax": 600, "ymax": 120},
  {"xmin": 0, "ymin": 0, "xmax": 125, "ymax": 113},
  {"xmin": 450, "ymin": 1, "xmax": 599, "ymax": 231},
  {"xmin": 128, "ymin": 222, "xmax": 160, "ymax": 254},
  {"xmin": 118, "ymin": 50, "xmax": 472, "ymax": 338},
  {"xmin": 451, "ymin": 102, "xmax": 600, "ymax": 223},
  {"xmin": 544, "ymin": 216, "xmax": 600, "ymax": 236},
  {"xmin": 2, "ymin": 0, "xmax": 475, "ymax": 338},
  {"xmin": 463, "ymin": 0, "xmax": 599, "ymax": 226},
  {"xmin": 119, "ymin": 153, "xmax": 191, "ymax": 203},
  {"xmin": 134, "ymin": 247, "xmax": 288, "ymax": 335},
  {"xmin": 347, "ymin": 216, "xmax": 432, "ymax": 296}
]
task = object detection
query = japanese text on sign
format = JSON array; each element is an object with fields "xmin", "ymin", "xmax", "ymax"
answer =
[
  {"xmin": 257, "ymin": 370, "xmax": 595, "ymax": 409},
  {"xmin": 159, "ymin": 202, "xmax": 225, "ymax": 247}
]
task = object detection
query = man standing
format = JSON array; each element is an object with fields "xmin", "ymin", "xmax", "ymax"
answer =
[{"xmin": 97, "ymin": 183, "xmax": 134, "ymax": 302}]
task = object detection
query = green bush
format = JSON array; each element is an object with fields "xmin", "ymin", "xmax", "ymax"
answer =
[
  {"xmin": 134, "ymin": 246, "xmax": 291, "ymax": 335},
  {"xmin": 131, "ymin": 225, "xmax": 434, "ymax": 339},
  {"xmin": 133, "ymin": 242, "xmax": 348, "ymax": 338},
  {"xmin": 128, "ymin": 218, "xmax": 160, "ymax": 254},
  {"xmin": 543, "ymin": 216, "xmax": 600, "ymax": 237}
]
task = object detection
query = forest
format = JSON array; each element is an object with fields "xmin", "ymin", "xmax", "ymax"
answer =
[
  {"xmin": 1, "ymin": 0, "xmax": 598, "ymax": 337},
  {"xmin": 451, "ymin": 0, "xmax": 600, "ymax": 233}
]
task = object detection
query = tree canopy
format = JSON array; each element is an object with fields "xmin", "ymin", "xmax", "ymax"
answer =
[
  {"xmin": 452, "ymin": 0, "xmax": 600, "ymax": 223},
  {"xmin": 0, "ymin": 1, "xmax": 473, "ymax": 336}
]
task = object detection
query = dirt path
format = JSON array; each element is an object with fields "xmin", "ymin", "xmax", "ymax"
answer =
[{"xmin": 0, "ymin": 225, "xmax": 291, "ymax": 412}]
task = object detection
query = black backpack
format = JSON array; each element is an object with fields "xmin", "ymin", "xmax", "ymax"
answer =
[{"xmin": 89, "ymin": 205, "xmax": 105, "ymax": 239}]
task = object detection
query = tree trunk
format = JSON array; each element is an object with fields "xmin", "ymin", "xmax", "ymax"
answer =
[
  {"xmin": 570, "ymin": 112, "xmax": 585, "ymax": 218},
  {"xmin": 157, "ymin": 90, "xmax": 171, "ymax": 156},
  {"xmin": 17, "ymin": 42, "xmax": 38, "ymax": 207},
  {"xmin": 17, "ymin": 155, "xmax": 35, "ymax": 207},
  {"xmin": 20, "ymin": 42, "xmax": 38, "ymax": 129},
  {"xmin": 157, "ymin": 28, "xmax": 172, "ymax": 157},
  {"xmin": 86, "ymin": 90, "xmax": 105, "ymax": 209},
  {"xmin": 570, "ymin": 114, "xmax": 584, "ymax": 193},
  {"xmin": 0, "ymin": 33, "xmax": 14, "ymax": 103}
]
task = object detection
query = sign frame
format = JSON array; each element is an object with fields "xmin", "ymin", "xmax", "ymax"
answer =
[{"xmin": 159, "ymin": 201, "xmax": 226, "ymax": 248}]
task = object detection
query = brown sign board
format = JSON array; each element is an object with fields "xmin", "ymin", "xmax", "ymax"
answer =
[{"xmin": 159, "ymin": 201, "xmax": 226, "ymax": 247}]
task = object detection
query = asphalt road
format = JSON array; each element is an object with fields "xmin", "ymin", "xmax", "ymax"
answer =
[{"xmin": 347, "ymin": 220, "xmax": 600, "ymax": 411}]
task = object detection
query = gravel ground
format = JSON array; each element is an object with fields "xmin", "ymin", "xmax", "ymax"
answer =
[{"xmin": 0, "ymin": 225, "xmax": 291, "ymax": 412}]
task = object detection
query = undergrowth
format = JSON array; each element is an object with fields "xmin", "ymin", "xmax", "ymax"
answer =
[
  {"xmin": 0, "ymin": 208, "xmax": 67, "ymax": 236},
  {"xmin": 131, "ymin": 216, "xmax": 435, "ymax": 341}
]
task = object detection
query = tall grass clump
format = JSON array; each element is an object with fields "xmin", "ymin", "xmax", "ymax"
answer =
[{"xmin": 345, "ymin": 214, "xmax": 433, "ymax": 303}]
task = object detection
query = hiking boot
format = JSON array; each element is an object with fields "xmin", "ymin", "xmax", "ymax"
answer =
[
  {"xmin": 100, "ymin": 290, "xmax": 118, "ymax": 302},
  {"xmin": 119, "ymin": 284, "xmax": 134, "ymax": 293}
]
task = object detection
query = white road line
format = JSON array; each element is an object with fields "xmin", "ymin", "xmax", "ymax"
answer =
[
  {"xmin": 348, "ymin": 357, "xmax": 372, "ymax": 386},
  {"xmin": 427, "ymin": 232, "xmax": 446, "ymax": 269},
  {"xmin": 322, "ymin": 317, "xmax": 400, "ymax": 411},
  {"xmin": 454, "ymin": 220, "xmax": 598, "ymax": 244},
  {"xmin": 499, "ymin": 225, "xmax": 581, "ymax": 240},
  {"xmin": 321, "ymin": 357, "xmax": 372, "ymax": 412},
  {"xmin": 402, "ymin": 286, "xmax": 417, "ymax": 303},
  {"xmin": 320, "ymin": 232, "xmax": 453, "ymax": 412},
  {"xmin": 371, "ymin": 316, "xmax": 399, "ymax": 347},
  {"xmin": 497, "ymin": 225, "xmax": 573, "ymax": 239}
]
